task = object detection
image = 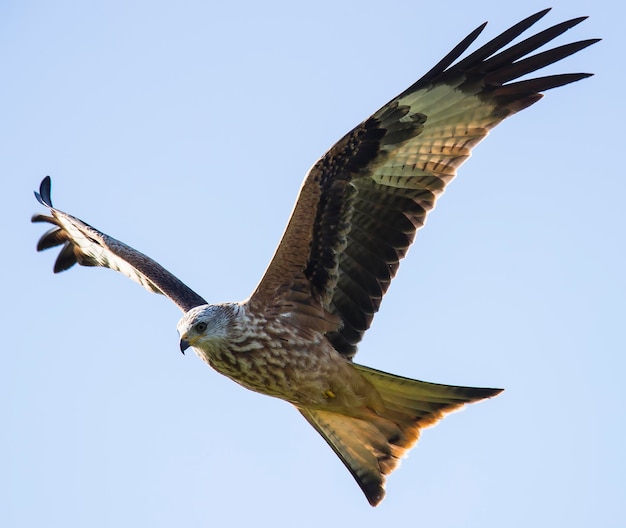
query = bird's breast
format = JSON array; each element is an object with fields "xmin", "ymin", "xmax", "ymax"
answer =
[{"xmin": 193, "ymin": 328, "xmax": 372, "ymax": 411}]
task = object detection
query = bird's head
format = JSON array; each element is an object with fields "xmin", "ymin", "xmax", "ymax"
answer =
[{"xmin": 177, "ymin": 304, "xmax": 236, "ymax": 354}]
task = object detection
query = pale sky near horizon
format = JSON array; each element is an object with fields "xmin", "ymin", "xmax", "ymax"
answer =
[{"xmin": 2, "ymin": 1, "xmax": 624, "ymax": 527}]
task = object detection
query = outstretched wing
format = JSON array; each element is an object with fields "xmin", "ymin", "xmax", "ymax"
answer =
[
  {"xmin": 250, "ymin": 9, "xmax": 598, "ymax": 357},
  {"xmin": 32, "ymin": 176, "xmax": 207, "ymax": 313}
]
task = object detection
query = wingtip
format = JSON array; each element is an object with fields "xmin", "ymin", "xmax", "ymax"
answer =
[
  {"xmin": 531, "ymin": 7, "xmax": 552, "ymax": 20},
  {"xmin": 519, "ymin": 7, "xmax": 552, "ymax": 28},
  {"xmin": 34, "ymin": 176, "xmax": 53, "ymax": 208},
  {"xmin": 570, "ymin": 14, "xmax": 589, "ymax": 24}
]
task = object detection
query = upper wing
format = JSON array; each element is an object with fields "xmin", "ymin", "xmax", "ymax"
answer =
[
  {"xmin": 249, "ymin": 9, "xmax": 598, "ymax": 357},
  {"xmin": 32, "ymin": 176, "xmax": 207, "ymax": 313}
]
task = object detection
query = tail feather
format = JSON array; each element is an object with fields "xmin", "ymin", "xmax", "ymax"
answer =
[{"xmin": 299, "ymin": 364, "xmax": 502, "ymax": 506}]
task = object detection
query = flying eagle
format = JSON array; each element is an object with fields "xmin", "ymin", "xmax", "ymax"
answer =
[{"xmin": 32, "ymin": 9, "xmax": 597, "ymax": 506}]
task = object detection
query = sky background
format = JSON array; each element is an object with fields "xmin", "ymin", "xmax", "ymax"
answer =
[{"xmin": 2, "ymin": 1, "xmax": 623, "ymax": 527}]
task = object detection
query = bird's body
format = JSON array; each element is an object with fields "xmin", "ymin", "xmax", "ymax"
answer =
[
  {"xmin": 178, "ymin": 303, "xmax": 354, "ymax": 408},
  {"xmin": 177, "ymin": 301, "xmax": 499, "ymax": 506},
  {"xmin": 32, "ymin": 9, "xmax": 597, "ymax": 505}
]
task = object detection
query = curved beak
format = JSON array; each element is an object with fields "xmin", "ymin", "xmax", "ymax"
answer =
[{"xmin": 179, "ymin": 337, "xmax": 191, "ymax": 355}]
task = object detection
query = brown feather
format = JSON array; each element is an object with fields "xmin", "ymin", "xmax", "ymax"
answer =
[
  {"xmin": 251, "ymin": 10, "xmax": 597, "ymax": 358},
  {"xmin": 32, "ymin": 177, "xmax": 207, "ymax": 312}
]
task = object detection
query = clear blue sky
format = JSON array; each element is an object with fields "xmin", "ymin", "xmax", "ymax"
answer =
[{"xmin": 2, "ymin": 1, "xmax": 623, "ymax": 527}]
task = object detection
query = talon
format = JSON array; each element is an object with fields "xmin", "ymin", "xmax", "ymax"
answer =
[{"xmin": 323, "ymin": 389, "xmax": 336, "ymax": 399}]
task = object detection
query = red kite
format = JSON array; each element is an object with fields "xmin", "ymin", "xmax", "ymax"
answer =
[{"xmin": 33, "ymin": 9, "xmax": 597, "ymax": 505}]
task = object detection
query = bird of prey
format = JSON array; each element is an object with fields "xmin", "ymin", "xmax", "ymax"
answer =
[{"xmin": 32, "ymin": 9, "xmax": 597, "ymax": 506}]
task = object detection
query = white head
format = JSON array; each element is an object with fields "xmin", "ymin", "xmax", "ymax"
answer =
[{"xmin": 177, "ymin": 304, "xmax": 236, "ymax": 354}]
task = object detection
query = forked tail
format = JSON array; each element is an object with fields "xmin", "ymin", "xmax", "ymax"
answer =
[{"xmin": 298, "ymin": 364, "xmax": 502, "ymax": 506}]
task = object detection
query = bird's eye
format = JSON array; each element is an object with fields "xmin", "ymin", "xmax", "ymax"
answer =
[{"xmin": 195, "ymin": 321, "xmax": 207, "ymax": 333}]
